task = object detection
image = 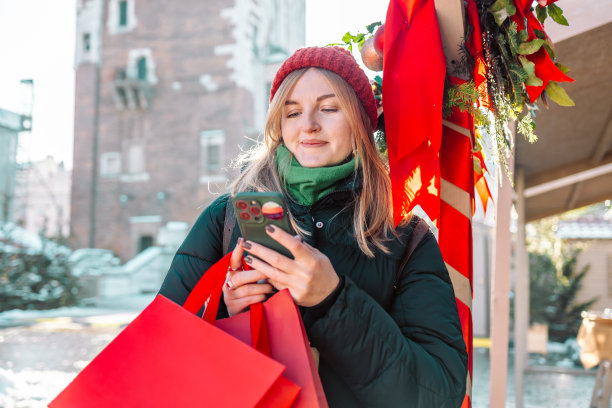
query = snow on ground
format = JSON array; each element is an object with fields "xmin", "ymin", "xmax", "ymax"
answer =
[
  {"xmin": 0, "ymin": 293, "xmax": 155, "ymax": 327},
  {"xmin": 0, "ymin": 368, "xmax": 77, "ymax": 408}
]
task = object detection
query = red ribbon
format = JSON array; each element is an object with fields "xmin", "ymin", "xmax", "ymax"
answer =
[
  {"xmin": 511, "ymin": 0, "xmax": 573, "ymax": 103},
  {"xmin": 473, "ymin": 149, "xmax": 493, "ymax": 216},
  {"xmin": 466, "ymin": 0, "xmax": 490, "ymax": 108},
  {"xmin": 382, "ymin": 0, "xmax": 446, "ymax": 226}
]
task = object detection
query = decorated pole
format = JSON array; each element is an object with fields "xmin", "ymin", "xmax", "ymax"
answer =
[
  {"xmin": 377, "ymin": 1, "xmax": 477, "ymax": 405},
  {"xmin": 343, "ymin": 0, "xmax": 574, "ymax": 406}
]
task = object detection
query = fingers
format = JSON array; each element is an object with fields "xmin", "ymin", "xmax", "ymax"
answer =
[
  {"xmin": 223, "ymin": 269, "xmax": 275, "ymax": 317},
  {"xmin": 222, "ymin": 291, "xmax": 269, "ymax": 317},
  {"xmin": 225, "ymin": 281, "xmax": 274, "ymax": 298},
  {"xmin": 229, "ymin": 237, "xmax": 245, "ymax": 271},
  {"xmin": 262, "ymin": 225, "xmax": 309, "ymax": 258},
  {"xmin": 243, "ymin": 239, "xmax": 302, "ymax": 275},
  {"xmin": 226, "ymin": 269, "xmax": 268, "ymax": 290},
  {"xmin": 243, "ymin": 253, "xmax": 291, "ymax": 288}
]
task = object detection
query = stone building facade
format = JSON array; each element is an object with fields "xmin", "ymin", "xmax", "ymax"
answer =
[
  {"xmin": 13, "ymin": 156, "xmax": 71, "ymax": 239},
  {"xmin": 72, "ymin": 0, "xmax": 305, "ymax": 260}
]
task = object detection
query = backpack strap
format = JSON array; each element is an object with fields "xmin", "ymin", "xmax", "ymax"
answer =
[
  {"xmin": 222, "ymin": 198, "xmax": 236, "ymax": 256},
  {"xmin": 393, "ymin": 215, "xmax": 430, "ymax": 290}
]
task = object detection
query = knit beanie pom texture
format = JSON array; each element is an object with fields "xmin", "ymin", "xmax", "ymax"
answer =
[{"xmin": 269, "ymin": 46, "xmax": 378, "ymax": 130}]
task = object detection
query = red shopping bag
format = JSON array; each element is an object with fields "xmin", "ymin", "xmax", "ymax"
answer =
[
  {"xmin": 183, "ymin": 252, "xmax": 328, "ymax": 407},
  {"xmin": 216, "ymin": 290, "xmax": 328, "ymax": 407},
  {"xmin": 49, "ymin": 253, "xmax": 300, "ymax": 408}
]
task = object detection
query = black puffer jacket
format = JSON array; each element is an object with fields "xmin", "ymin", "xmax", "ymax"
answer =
[{"xmin": 160, "ymin": 185, "xmax": 468, "ymax": 407}]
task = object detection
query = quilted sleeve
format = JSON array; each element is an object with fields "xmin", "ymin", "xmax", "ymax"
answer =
[{"xmin": 305, "ymin": 236, "xmax": 468, "ymax": 407}]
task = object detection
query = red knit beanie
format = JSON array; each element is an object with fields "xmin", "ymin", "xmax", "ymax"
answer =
[{"xmin": 270, "ymin": 46, "xmax": 378, "ymax": 130}]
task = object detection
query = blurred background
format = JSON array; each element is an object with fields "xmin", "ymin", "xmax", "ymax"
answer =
[{"xmin": 0, "ymin": 0, "xmax": 610, "ymax": 407}]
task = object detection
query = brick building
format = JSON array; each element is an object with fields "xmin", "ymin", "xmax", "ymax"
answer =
[{"xmin": 72, "ymin": 0, "xmax": 305, "ymax": 261}]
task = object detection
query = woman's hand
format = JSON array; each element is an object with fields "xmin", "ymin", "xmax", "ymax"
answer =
[
  {"xmin": 242, "ymin": 225, "xmax": 340, "ymax": 307},
  {"xmin": 223, "ymin": 238, "xmax": 275, "ymax": 317}
]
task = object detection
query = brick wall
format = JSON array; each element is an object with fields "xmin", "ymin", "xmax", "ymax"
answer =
[{"xmin": 72, "ymin": 0, "xmax": 304, "ymax": 261}]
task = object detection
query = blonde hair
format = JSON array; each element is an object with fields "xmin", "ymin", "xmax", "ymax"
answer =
[{"xmin": 230, "ymin": 68, "xmax": 396, "ymax": 257}]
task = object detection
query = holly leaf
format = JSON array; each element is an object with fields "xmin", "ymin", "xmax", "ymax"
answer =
[
  {"xmin": 489, "ymin": 0, "xmax": 506, "ymax": 12},
  {"xmin": 489, "ymin": 0, "xmax": 510, "ymax": 25},
  {"xmin": 533, "ymin": 29, "xmax": 546, "ymax": 40},
  {"xmin": 543, "ymin": 38, "xmax": 556, "ymax": 59},
  {"xmin": 492, "ymin": 9, "xmax": 510, "ymax": 25},
  {"xmin": 503, "ymin": 0, "xmax": 517, "ymax": 17},
  {"xmin": 518, "ymin": 39, "xmax": 545, "ymax": 55},
  {"xmin": 546, "ymin": 81, "xmax": 575, "ymax": 106},
  {"xmin": 555, "ymin": 62, "xmax": 571, "ymax": 74},
  {"xmin": 519, "ymin": 56, "xmax": 543, "ymax": 86},
  {"xmin": 536, "ymin": 5, "xmax": 547, "ymax": 24},
  {"xmin": 358, "ymin": 38, "xmax": 366, "ymax": 51},
  {"xmin": 548, "ymin": 4, "xmax": 569, "ymax": 26},
  {"xmin": 366, "ymin": 21, "xmax": 382, "ymax": 34}
]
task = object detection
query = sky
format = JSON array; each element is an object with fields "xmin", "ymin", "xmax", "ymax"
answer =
[{"xmin": 0, "ymin": 0, "xmax": 388, "ymax": 170}]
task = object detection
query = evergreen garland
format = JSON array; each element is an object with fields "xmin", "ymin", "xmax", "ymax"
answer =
[{"xmin": 334, "ymin": 0, "xmax": 572, "ymax": 179}]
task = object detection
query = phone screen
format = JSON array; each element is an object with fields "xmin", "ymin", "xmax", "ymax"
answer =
[{"xmin": 232, "ymin": 192, "xmax": 295, "ymax": 259}]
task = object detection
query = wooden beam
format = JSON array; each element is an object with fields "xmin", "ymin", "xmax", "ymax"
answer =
[
  {"xmin": 564, "ymin": 108, "xmax": 612, "ymax": 207},
  {"xmin": 565, "ymin": 182, "xmax": 584, "ymax": 211},
  {"xmin": 490, "ymin": 145, "xmax": 515, "ymax": 408},
  {"xmin": 525, "ymin": 153, "xmax": 612, "ymax": 189},
  {"xmin": 514, "ymin": 168, "xmax": 529, "ymax": 408},
  {"xmin": 591, "ymin": 100, "xmax": 612, "ymax": 165},
  {"xmin": 526, "ymin": 190, "xmax": 612, "ymax": 222},
  {"xmin": 525, "ymin": 161, "xmax": 612, "ymax": 198}
]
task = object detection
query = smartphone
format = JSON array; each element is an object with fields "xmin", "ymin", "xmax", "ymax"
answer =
[{"xmin": 232, "ymin": 192, "xmax": 296, "ymax": 259}]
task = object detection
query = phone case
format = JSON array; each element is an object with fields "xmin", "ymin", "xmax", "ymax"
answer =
[{"xmin": 232, "ymin": 192, "xmax": 296, "ymax": 259}]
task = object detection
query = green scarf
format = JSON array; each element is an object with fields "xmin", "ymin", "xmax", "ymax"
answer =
[{"xmin": 276, "ymin": 144, "xmax": 357, "ymax": 206}]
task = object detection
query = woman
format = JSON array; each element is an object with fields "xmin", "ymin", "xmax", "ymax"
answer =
[{"xmin": 160, "ymin": 46, "xmax": 467, "ymax": 407}]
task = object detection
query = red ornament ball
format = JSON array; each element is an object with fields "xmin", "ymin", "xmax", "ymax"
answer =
[{"xmin": 373, "ymin": 24, "xmax": 385, "ymax": 54}]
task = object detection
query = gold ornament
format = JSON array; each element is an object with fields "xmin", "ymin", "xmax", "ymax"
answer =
[{"xmin": 361, "ymin": 37, "xmax": 383, "ymax": 72}]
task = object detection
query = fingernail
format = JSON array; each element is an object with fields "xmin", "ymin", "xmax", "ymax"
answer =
[
  {"xmin": 294, "ymin": 234, "xmax": 303, "ymax": 243},
  {"xmin": 243, "ymin": 241, "xmax": 252, "ymax": 250},
  {"xmin": 265, "ymin": 224, "xmax": 275, "ymax": 233},
  {"xmin": 226, "ymin": 280, "xmax": 234, "ymax": 289},
  {"xmin": 237, "ymin": 237, "xmax": 243, "ymax": 245},
  {"xmin": 244, "ymin": 255, "xmax": 253, "ymax": 264}
]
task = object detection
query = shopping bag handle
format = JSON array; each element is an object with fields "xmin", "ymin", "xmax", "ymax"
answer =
[{"xmin": 182, "ymin": 252, "xmax": 271, "ymax": 356}]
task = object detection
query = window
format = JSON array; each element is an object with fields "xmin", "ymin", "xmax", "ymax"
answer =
[
  {"xmin": 119, "ymin": 0, "xmax": 128, "ymax": 27},
  {"xmin": 200, "ymin": 130, "xmax": 225, "ymax": 182},
  {"xmin": 126, "ymin": 49, "xmax": 157, "ymax": 84},
  {"xmin": 137, "ymin": 57, "xmax": 147, "ymax": 81},
  {"xmin": 126, "ymin": 143, "xmax": 145, "ymax": 174},
  {"xmin": 119, "ymin": 141, "xmax": 149, "ymax": 182},
  {"xmin": 138, "ymin": 235, "xmax": 154, "ymax": 252},
  {"xmin": 206, "ymin": 144, "xmax": 220, "ymax": 172},
  {"xmin": 100, "ymin": 152, "xmax": 122, "ymax": 178},
  {"xmin": 107, "ymin": 0, "xmax": 136, "ymax": 34},
  {"xmin": 83, "ymin": 33, "xmax": 91, "ymax": 52}
]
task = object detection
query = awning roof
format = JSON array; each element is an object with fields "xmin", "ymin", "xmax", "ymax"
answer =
[{"xmin": 516, "ymin": 21, "xmax": 612, "ymax": 222}]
